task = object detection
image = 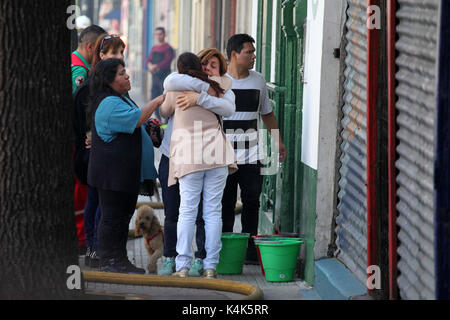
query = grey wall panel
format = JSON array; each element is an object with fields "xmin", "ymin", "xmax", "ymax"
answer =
[{"xmin": 395, "ymin": 0, "xmax": 438, "ymax": 300}]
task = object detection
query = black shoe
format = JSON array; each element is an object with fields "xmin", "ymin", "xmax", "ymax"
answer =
[
  {"xmin": 123, "ymin": 260, "xmax": 146, "ymax": 274},
  {"xmin": 84, "ymin": 246, "xmax": 92, "ymax": 267},
  {"xmin": 89, "ymin": 251, "xmax": 100, "ymax": 268},
  {"xmin": 100, "ymin": 258, "xmax": 145, "ymax": 274}
]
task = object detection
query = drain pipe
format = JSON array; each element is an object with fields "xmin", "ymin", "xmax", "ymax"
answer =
[
  {"xmin": 387, "ymin": 0, "xmax": 398, "ymax": 300},
  {"xmin": 366, "ymin": 0, "xmax": 380, "ymax": 295}
]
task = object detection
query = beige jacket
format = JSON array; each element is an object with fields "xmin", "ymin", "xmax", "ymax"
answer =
[{"xmin": 160, "ymin": 76, "xmax": 238, "ymax": 186}]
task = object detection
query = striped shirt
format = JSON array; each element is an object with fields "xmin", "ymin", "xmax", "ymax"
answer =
[{"xmin": 224, "ymin": 71, "xmax": 272, "ymax": 164}]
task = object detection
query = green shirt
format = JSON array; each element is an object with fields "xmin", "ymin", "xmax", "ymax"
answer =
[{"xmin": 71, "ymin": 51, "xmax": 90, "ymax": 94}]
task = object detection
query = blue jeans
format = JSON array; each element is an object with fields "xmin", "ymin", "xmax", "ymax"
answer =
[
  {"xmin": 158, "ymin": 154, "xmax": 206, "ymax": 259},
  {"xmin": 84, "ymin": 186, "xmax": 102, "ymax": 251},
  {"xmin": 176, "ymin": 166, "xmax": 228, "ymax": 271}
]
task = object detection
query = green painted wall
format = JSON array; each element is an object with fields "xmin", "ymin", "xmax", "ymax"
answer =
[
  {"xmin": 297, "ymin": 163, "xmax": 317, "ymax": 284},
  {"xmin": 256, "ymin": 0, "xmax": 318, "ymax": 286}
]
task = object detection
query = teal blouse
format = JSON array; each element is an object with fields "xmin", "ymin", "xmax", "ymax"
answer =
[{"xmin": 95, "ymin": 96, "xmax": 157, "ymax": 181}]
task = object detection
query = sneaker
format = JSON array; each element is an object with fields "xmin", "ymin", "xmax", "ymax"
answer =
[
  {"xmin": 172, "ymin": 269, "xmax": 189, "ymax": 278},
  {"xmin": 188, "ymin": 259, "xmax": 204, "ymax": 277},
  {"xmin": 158, "ymin": 257, "xmax": 176, "ymax": 276},
  {"xmin": 204, "ymin": 269, "xmax": 217, "ymax": 279},
  {"xmin": 84, "ymin": 246, "xmax": 92, "ymax": 267},
  {"xmin": 89, "ymin": 251, "xmax": 100, "ymax": 268}
]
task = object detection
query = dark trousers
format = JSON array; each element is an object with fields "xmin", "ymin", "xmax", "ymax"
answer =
[
  {"xmin": 84, "ymin": 186, "xmax": 102, "ymax": 251},
  {"xmin": 97, "ymin": 189, "xmax": 138, "ymax": 265},
  {"xmin": 158, "ymin": 154, "xmax": 206, "ymax": 259},
  {"xmin": 221, "ymin": 164, "xmax": 263, "ymax": 257}
]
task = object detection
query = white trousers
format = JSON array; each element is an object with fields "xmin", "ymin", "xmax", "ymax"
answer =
[{"xmin": 176, "ymin": 166, "xmax": 229, "ymax": 271}]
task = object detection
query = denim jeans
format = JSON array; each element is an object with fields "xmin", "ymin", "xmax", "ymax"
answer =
[
  {"xmin": 176, "ymin": 166, "xmax": 228, "ymax": 271},
  {"xmin": 84, "ymin": 186, "xmax": 102, "ymax": 251},
  {"xmin": 158, "ymin": 154, "xmax": 206, "ymax": 259}
]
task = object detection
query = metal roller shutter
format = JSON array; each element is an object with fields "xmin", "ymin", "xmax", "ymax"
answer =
[
  {"xmin": 395, "ymin": 0, "xmax": 439, "ymax": 300},
  {"xmin": 335, "ymin": 0, "xmax": 368, "ymax": 285}
]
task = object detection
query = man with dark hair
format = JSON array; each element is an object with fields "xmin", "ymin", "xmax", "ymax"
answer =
[
  {"xmin": 222, "ymin": 33, "xmax": 287, "ymax": 264},
  {"xmin": 146, "ymin": 27, "xmax": 175, "ymax": 121},
  {"xmin": 71, "ymin": 25, "xmax": 106, "ymax": 93}
]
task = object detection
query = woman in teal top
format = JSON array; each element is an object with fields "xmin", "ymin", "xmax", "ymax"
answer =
[
  {"xmin": 88, "ymin": 58, "xmax": 165, "ymax": 274},
  {"xmin": 95, "ymin": 95, "xmax": 158, "ymax": 183}
]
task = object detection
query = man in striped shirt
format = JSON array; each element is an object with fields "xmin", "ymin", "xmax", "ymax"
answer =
[{"xmin": 222, "ymin": 34, "xmax": 287, "ymax": 264}]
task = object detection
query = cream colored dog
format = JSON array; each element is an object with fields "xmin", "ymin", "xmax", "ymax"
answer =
[{"xmin": 134, "ymin": 205, "xmax": 164, "ymax": 273}]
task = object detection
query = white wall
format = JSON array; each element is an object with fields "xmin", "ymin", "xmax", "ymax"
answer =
[
  {"xmin": 311, "ymin": 0, "xmax": 347, "ymax": 259},
  {"xmin": 301, "ymin": 0, "xmax": 325, "ymax": 170}
]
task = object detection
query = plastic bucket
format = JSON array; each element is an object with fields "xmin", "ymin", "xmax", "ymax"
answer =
[
  {"xmin": 253, "ymin": 235, "xmax": 303, "ymax": 276},
  {"xmin": 257, "ymin": 240, "xmax": 301, "ymax": 282},
  {"xmin": 217, "ymin": 233, "xmax": 250, "ymax": 274}
]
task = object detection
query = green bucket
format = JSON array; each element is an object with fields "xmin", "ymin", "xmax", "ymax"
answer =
[
  {"xmin": 253, "ymin": 236, "xmax": 303, "ymax": 276},
  {"xmin": 217, "ymin": 233, "xmax": 250, "ymax": 274},
  {"xmin": 257, "ymin": 240, "xmax": 301, "ymax": 282}
]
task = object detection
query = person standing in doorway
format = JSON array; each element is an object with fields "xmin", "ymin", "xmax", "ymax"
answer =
[
  {"xmin": 222, "ymin": 34, "xmax": 287, "ymax": 264},
  {"xmin": 146, "ymin": 27, "xmax": 175, "ymax": 121}
]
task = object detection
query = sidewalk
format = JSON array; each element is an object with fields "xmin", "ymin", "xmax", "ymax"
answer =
[{"xmin": 81, "ymin": 171, "xmax": 313, "ymax": 300}]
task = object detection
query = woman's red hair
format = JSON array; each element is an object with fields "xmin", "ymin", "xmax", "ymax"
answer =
[{"xmin": 197, "ymin": 48, "xmax": 228, "ymax": 76}]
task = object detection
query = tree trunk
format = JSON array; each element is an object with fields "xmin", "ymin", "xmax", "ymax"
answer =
[{"xmin": 0, "ymin": 0, "xmax": 82, "ymax": 299}]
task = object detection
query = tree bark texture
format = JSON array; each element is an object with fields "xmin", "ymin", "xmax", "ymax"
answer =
[{"xmin": 0, "ymin": 0, "xmax": 81, "ymax": 299}]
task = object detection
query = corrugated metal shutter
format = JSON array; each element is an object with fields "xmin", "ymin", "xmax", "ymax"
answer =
[
  {"xmin": 335, "ymin": 0, "xmax": 368, "ymax": 285},
  {"xmin": 395, "ymin": 0, "xmax": 438, "ymax": 300}
]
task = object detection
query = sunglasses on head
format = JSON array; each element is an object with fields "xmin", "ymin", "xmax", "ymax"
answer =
[{"xmin": 99, "ymin": 34, "xmax": 121, "ymax": 52}]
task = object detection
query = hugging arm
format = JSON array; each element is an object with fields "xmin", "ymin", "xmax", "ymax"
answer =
[
  {"xmin": 164, "ymin": 73, "xmax": 236, "ymax": 118},
  {"xmin": 196, "ymin": 89, "xmax": 235, "ymax": 118},
  {"xmin": 163, "ymin": 73, "xmax": 210, "ymax": 93},
  {"xmin": 160, "ymin": 92, "xmax": 176, "ymax": 119}
]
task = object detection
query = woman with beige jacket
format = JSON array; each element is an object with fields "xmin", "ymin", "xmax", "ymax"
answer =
[{"xmin": 160, "ymin": 52, "xmax": 237, "ymax": 278}]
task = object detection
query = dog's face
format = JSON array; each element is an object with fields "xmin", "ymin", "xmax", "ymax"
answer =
[{"xmin": 135, "ymin": 205, "xmax": 160, "ymax": 237}]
